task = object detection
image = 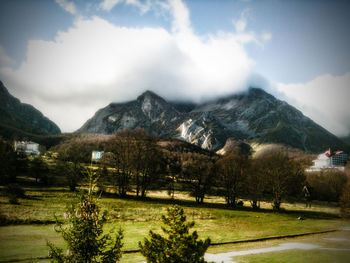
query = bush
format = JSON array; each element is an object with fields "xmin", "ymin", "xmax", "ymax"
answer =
[
  {"xmin": 139, "ymin": 206, "xmax": 211, "ymax": 263},
  {"xmin": 3, "ymin": 184, "xmax": 25, "ymax": 204}
]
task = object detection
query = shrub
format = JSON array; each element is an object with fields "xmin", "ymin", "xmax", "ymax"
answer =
[
  {"xmin": 139, "ymin": 206, "xmax": 211, "ymax": 263},
  {"xmin": 47, "ymin": 169, "xmax": 123, "ymax": 262}
]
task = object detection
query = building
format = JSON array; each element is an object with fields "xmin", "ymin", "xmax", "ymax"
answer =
[
  {"xmin": 306, "ymin": 148, "xmax": 348, "ymax": 172},
  {"xmin": 14, "ymin": 141, "xmax": 40, "ymax": 156},
  {"xmin": 92, "ymin": 151, "xmax": 104, "ymax": 161}
]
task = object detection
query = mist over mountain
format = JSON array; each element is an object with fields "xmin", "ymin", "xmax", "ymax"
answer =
[
  {"xmin": 0, "ymin": 81, "xmax": 61, "ymax": 139},
  {"xmin": 78, "ymin": 87, "xmax": 349, "ymax": 153}
]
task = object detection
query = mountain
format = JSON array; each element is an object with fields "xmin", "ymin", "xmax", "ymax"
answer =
[
  {"xmin": 0, "ymin": 81, "xmax": 61, "ymax": 139},
  {"xmin": 78, "ymin": 88, "xmax": 349, "ymax": 153},
  {"xmin": 78, "ymin": 90, "xmax": 184, "ymax": 136}
]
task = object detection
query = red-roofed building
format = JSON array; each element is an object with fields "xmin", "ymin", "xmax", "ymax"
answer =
[{"xmin": 308, "ymin": 148, "xmax": 348, "ymax": 171}]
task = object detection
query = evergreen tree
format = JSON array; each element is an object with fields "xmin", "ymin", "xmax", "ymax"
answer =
[
  {"xmin": 47, "ymin": 168, "xmax": 123, "ymax": 262},
  {"xmin": 139, "ymin": 206, "xmax": 210, "ymax": 263}
]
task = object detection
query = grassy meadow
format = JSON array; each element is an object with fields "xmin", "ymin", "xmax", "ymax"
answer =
[{"xmin": 0, "ymin": 187, "xmax": 349, "ymax": 262}]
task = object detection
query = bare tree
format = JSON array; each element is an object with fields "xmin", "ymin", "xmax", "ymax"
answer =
[
  {"xmin": 105, "ymin": 129, "xmax": 165, "ymax": 198},
  {"xmin": 105, "ymin": 130, "xmax": 135, "ymax": 197},
  {"xmin": 165, "ymin": 153, "xmax": 182, "ymax": 199},
  {"xmin": 244, "ymin": 158, "xmax": 266, "ymax": 209},
  {"xmin": 133, "ymin": 131, "xmax": 165, "ymax": 198},
  {"xmin": 261, "ymin": 152, "xmax": 305, "ymax": 211},
  {"xmin": 216, "ymin": 153, "xmax": 249, "ymax": 207},
  {"xmin": 181, "ymin": 153, "xmax": 215, "ymax": 204}
]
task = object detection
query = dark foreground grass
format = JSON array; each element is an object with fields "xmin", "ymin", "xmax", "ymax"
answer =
[{"xmin": 0, "ymin": 187, "xmax": 348, "ymax": 262}]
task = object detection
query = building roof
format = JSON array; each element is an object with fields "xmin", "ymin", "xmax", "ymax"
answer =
[{"xmin": 313, "ymin": 148, "xmax": 347, "ymax": 162}]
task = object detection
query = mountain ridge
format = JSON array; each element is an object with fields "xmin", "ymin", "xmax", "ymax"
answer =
[
  {"xmin": 0, "ymin": 81, "xmax": 61, "ymax": 139},
  {"xmin": 78, "ymin": 88, "xmax": 349, "ymax": 153}
]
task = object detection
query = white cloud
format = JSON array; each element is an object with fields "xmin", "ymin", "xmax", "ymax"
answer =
[
  {"xmin": 0, "ymin": 0, "xmax": 263, "ymax": 132},
  {"xmin": 99, "ymin": 0, "xmax": 123, "ymax": 12},
  {"xmin": 126, "ymin": 0, "xmax": 152, "ymax": 14},
  {"xmin": 276, "ymin": 73, "xmax": 350, "ymax": 137},
  {"xmin": 231, "ymin": 9, "xmax": 271, "ymax": 47},
  {"xmin": 167, "ymin": 0, "xmax": 191, "ymax": 34},
  {"xmin": 55, "ymin": 0, "xmax": 77, "ymax": 15},
  {"xmin": 99, "ymin": 0, "xmax": 152, "ymax": 13},
  {"xmin": 0, "ymin": 45, "xmax": 15, "ymax": 67},
  {"xmin": 233, "ymin": 9, "xmax": 248, "ymax": 33}
]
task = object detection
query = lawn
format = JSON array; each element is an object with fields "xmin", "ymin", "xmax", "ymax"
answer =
[{"xmin": 0, "ymin": 187, "xmax": 348, "ymax": 262}]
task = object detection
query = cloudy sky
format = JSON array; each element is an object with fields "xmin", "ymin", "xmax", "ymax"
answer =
[{"xmin": 0, "ymin": 0, "xmax": 349, "ymax": 136}]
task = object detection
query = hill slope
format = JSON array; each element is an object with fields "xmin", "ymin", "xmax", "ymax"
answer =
[{"xmin": 0, "ymin": 81, "xmax": 61, "ymax": 139}]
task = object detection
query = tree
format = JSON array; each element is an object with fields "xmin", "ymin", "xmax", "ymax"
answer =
[
  {"xmin": 0, "ymin": 137, "xmax": 17, "ymax": 184},
  {"xmin": 105, "ymin": 130, "xmax": 166, "ymax": 198},
  {"xmin": 127, "ymin": 130, "xmax": 165, "ymax": 198},
  {"xmin": 139, "ymin": 206, "xmax": 210, "ymax": 263},
  {"xmin": 53, "ymin": 134, "xmax": 109, "ymax": 164},
  {"xmin": 216, "ymin": 153, "xmax": 249, "ymax": 207},
  {"xmin": 261, "ymin": 152, "xmax": 305, "ymax": 211},
  {"xmin": 47, "ymin": 168, "xmax": 123, "ymax": 262},
  {"xmin": 244, "ymin": 158, "xmax": 266, "ymax": 209},
  {"xmin": 181, "ymin": 153, "xmax": 215, "ymax": 204},
  {"xmin": 54, "ymin": 160, "xmax": 83, "ymax": 191},
  {"xmin": 340, "ymin": 179, "xmax": 350, "ymax": 218},
  {"xmin": 56, "ymin": 140, "xmax": 88, "ymax": 190},
  {"xmin": 165, "ymin": 153, "xmax": 182, "ymax": 199},
  {"xmin": 97, "ymin": 165, "xmax": 110, "ymax": 193},
  {"xmin": 30, "ymin": 156, "xmax": 49, "ymax": 184},
  {"xmin": 105, "ymin": 131, "xmax": 135, "ymax": 197},
  {"xmin": 306, "ymin": 170, "xmax": 347, "ymax": 202}
]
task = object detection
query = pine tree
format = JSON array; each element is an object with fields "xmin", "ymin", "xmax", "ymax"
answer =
[
  {"xmin": 47, "ymin": 168, "xmax": 123, "ymax": 262},
  {"xmin": 139, "ymin": 206, "xmax": 210, "ymax": 263}
]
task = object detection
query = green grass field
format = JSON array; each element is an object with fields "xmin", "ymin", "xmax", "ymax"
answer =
[{"xmin": 0, "ymin": 187, "xmax": 349, "ymax": 262}]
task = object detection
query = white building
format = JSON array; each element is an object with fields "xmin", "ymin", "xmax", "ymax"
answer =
[
  {"xmin": 92, "ymin": 151, "xmax": 104, "ymax": 161},
  {"xmin": 14, "ymin": 141, "xmax": 40, "ymax": 155},
  {"xmin": 307, "ymin": 148, "xmax": 348, "ymax": 172}
]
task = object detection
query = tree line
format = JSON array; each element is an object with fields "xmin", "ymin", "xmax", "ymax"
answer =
[
  {"xmin": 1, "ymin": 131, "xmax": 349, "ymax": 212},
  {"xmin": 49, "ymin": 130, "xmax": 320, "ymax": 211}
]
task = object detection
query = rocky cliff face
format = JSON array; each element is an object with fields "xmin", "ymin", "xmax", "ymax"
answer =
[
  {"xmin": 0, "ymin": 81, "xmax": 61, "ymax": 137},
  {"xmin": 78, "ymin": 91, "xmax": 183, "ymax": 136},
  {"xmin": 78, "ymin": 88, "xmax": 349, "ymax": 153}
]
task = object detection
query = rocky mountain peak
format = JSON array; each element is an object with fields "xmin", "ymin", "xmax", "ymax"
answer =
[
  {"xmin": 246, "ymin": 87, "xmax": 276, "ymax": 103},
  {"xmin": 78, "ymin": 88, "xmax": 349, "ymax": 153},
  {"xmin": 137, "ymin": 90, "xmax": 165, "ymax": 102}
]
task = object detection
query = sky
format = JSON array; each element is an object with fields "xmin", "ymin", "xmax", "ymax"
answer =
[{"xmin": 0, "ymin": 0, "xmax": 349, "ymax": 136}]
